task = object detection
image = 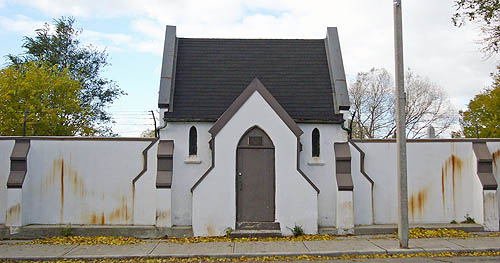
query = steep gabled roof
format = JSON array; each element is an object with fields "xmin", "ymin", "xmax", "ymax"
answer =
[
  {"xmin": 209, "ymin": 78, "xmax": 303, "ymax": 137},
  {"xmin": 159, "ymin": 28, "xmax": 348, "ymax": 124}
]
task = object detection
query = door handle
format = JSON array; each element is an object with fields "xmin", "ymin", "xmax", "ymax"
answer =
[{"xmin": 238, "ymin": 172, "xmax": 242, "ymax": 176}]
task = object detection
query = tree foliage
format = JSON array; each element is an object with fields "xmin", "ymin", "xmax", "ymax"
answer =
[
  {"xmin": 349, "ymin": 68, "xmax": 457, "ymax": 139},
  {"xmin": 460, "ymin": 67, "xmax": 500, "ymax": 137},
  {"xmin": 140, "ymin": 128, "xmax": 156, "ymax": 138},
  {"xmin": 453, "ymin": 0, "xmax": 500, "ymax": 55},
  {"xmin": 7, "ymin": 17, "xmax": 124, "ymax": 135},
  {"xmin": 0, "ymin": 61, "xmax": 96, "ymax": 136},
  {"xmin": 453, "ymin": 1, "xmax": 500, "ymax": 137}
]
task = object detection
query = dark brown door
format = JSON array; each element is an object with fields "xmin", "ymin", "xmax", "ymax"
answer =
[{"xmin": 236, "ymin": 126, "xmax": 275, "ymax": 223}]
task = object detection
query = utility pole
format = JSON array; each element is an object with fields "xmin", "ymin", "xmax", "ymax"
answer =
[{"xmin": 393, "ymin": 0, "xmax": 409, "ymax": 248}]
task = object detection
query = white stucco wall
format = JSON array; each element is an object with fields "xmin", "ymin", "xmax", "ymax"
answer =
[
  {"xmin": 133, "ymin": 142, "xmax": 158, "ymax": 226},
  {"xmin": 0, "ymin": 140, "xmax": 15, "ymax": 224},
  {"xmin": 160, "ymin": 123, "xmax": 212, "ymax": 226},
  {"xmin": 5, "ymin": 188, "xmax": 22, "ymax": 227},
  {"xmin": 483, "ymin": 189, "xmax": 499, "ymax": 231},
  {"xmin": 192, "ymin": 91, "xmax": 318, "ymax": 236},
  {"xmin": 298, "ymin": 124, "xmax": 346, "ymax": 227},
  {"xmin": 351, "ymin": 141, "xmax": 489, "ymax": 225},
  {"xmin": 155, "ymin": 189, "xmax": 172, "ymax": 227},
  {"xmin": 349, "ymin": 143, "xmax": 373, "ymax": 225},
  {"xmin": 470, "ymin": 148, "xmax": 484, "ymax": 225},
  {"xmin": 487, "ymin": 142, "xmax": 500, "ymax": 214},
  {"xmin": 336, "ymin": 190, "xmax": 354, "ymax": 233},
  {"xmin": 1, "ymin": 139, "xmax": 158, "ymax": 226}
]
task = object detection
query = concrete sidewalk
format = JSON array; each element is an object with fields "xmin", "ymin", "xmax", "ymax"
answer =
[{"xmin": 1, "ymin": 235, "xmax": 500, "ymax": 261}]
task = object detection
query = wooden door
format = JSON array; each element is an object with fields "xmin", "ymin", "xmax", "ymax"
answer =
[{"xmin": 236, "ymin": 126, "xmax": 275, "ymax": 223}]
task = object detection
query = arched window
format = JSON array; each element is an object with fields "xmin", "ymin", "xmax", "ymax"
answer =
[
  {"xmin": 189, "ymin": 126, "xmax": 197, "ymax": 156},
  {"xmin": 312, "ymin": 128, "xmax": 320, "ymax": 157}
]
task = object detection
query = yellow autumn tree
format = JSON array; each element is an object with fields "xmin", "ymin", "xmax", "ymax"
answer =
[{"xmin": 0, "ymin": 61, "xmax": 97, "ymax": 136}]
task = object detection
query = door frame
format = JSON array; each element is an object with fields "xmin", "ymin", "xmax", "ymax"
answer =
[{"xmin": 235, "ymin": 125, "xmax": 276, "ymax": 224}]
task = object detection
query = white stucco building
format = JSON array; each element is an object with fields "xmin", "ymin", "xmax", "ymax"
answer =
[
  {"xmin": 1, "ymin": 25, "xmax": 499, "ymax": 238},
  {"xmin": 156, "ymin": 26, "xmax": 353, "ymax": 236}
]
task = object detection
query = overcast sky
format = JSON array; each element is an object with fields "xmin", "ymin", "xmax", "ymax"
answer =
[{"xmin": 0, "ymin": 0, "xmax": 497, "ymax": 136}]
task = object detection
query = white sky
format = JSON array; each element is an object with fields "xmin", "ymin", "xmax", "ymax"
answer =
[{"xmin": 0, "ymin": 0, "xmax": 497, "ymax": 136}]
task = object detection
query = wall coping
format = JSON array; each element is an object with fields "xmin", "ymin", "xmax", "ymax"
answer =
[
  {"xmin": 350, "ymin": 138, "xmax": 500, "ymax": 143},
  {"xmin": 0, "ymin": 136, "xmax": 156, "ymax": 141}
]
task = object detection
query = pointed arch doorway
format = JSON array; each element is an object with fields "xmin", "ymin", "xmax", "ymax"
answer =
[{"xmin": 236, "ymin": 126, "xmax": 275, "ymax": 224}]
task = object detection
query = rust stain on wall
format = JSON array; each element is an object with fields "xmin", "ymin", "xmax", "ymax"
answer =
[
  {"xmin": 493, "ymin": 149, "xmax": 500, "ymax": 168},
  {"xmin": 60, "ymin": 159, "xmax": 64, "ymax": 223},
  {"xmin": 90, "ymin": 213, "xmax": 100, "ymax": 225},
  {"xmin": 90, "ymin": 212, "xmax": 106, "ymax": 224},
  {"xmin": 408, "ymin": 189, "xmax": 428, "ymax": 220},
  {"xmin": 441, "ymin": 167, "xmax": 445, "ymax": 210},
  {"xmin": 7, "ymin": 204, "xmax": 21, "ymax": 223},
  {"xmin": 207, "ymin": 224, "xmax": 216, "ymax": 236},
  {"xmin": 48, "ymin": 159, "xmax": 86, "ymax": 196},
  {"xmin": 446, "ymin": 155, "xmax": 463, "ymax": 197},
  {"xmin": 87, "ymin": 196, "xmax": 131, "ymax": 225},
  {"xmin": 107, "ymin": 196, "xmax": 130, "ymax": 223},
  {"xmin": 417, "ymin": 189, "xmax": 427, "ymax": 216},
  {"xmin": 132, "ymin": 184, "xmax": 135, "ymax": 224},
  {"xmin": 71, "ymin": 170, "xmax": 85, "ymax": 198},
  {"xmin": 441, "ymin": 154, "xmax": 463, "ymax": 216},
  {"xmin": 409, "ymin": 196, "xmax": 414, "ymax": 221},
  {"xmin": 48, "ymin": 158, "xmax": 88, "ymax": 224},
  {"xmin": 156, "ymin": 209, "xmax": 171, "ymax": 223}
]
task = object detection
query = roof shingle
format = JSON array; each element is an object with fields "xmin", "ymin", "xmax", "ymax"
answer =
[{"xmin": 165, "ymin": 38, "xmax": 343, "ymax": 123}]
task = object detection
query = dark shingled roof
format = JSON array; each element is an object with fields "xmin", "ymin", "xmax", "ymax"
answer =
[{"xmin": 164, "ymin": 38, "xmax": 343, "ymax": 123}]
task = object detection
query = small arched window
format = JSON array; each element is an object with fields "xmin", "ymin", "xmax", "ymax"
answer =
[
  {"xmin": 189, "ymin": 126, "xmax": 197, "ymax": 156},
  {"xmin": 312, "ymin": 128, "xmax": 320, "ymax": 157}
]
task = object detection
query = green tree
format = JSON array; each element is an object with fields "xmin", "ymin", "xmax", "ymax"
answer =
[
  {"xmin": 453, "ymin": 1, "xmax": 500, "ymax": 137},
  {"xmin": 0, "ymin": 61, "xmax": 96, "ymax": 136},
  {"xmin": 7, "ymin": 17, "xmax": 124, "ymax": 135},
  {"xmin": 460, "ymin": 67, "xmax": 500, "ymax": 138},
  {"xmin": 453, "ymin": 0, "xmax": 500, "ymax": 55}
]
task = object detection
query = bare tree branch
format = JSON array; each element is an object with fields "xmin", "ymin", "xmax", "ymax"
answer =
[{"xmin": 349, "ymin": 68, "xmax": 458, "ymax": 139}]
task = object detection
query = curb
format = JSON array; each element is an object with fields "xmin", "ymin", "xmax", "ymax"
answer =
[{"xmin": 2, "ymin": 247, "xmax": 500, "ymax": 261}]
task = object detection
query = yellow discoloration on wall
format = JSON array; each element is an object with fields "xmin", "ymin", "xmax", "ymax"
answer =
[
  {"xmin": 47, "ymin": 158, "xmax": 88, "ymax": 223},
  {"xmin": 156, "ymin": 209, "xmax": 170, "ymax": 221},
  {"xmin": 108, "ymin": 196, "xmax": 131, "ymax": 223},
  {"xmin": 441, "ymin": 167, "xmax": 445, "ymax": 210},
  {"xmin": 493, "ymin": 149, "xmax": 499, "ymax": 169},
  {"xmin": 441, "ymin": 154, "xmax": 464, "ymax": 219},
  {"xmin": 86, "ymin": 195, "xmax": 131, "ymax": 225},
  {"xmin": 6, "ymin": 203, "xmax": 21, "ymax": 225},
  {"xmin": 206, "ymin": 224, "xmax": 216, "ymax": 236},
  {"xmin": 409, "ymin": 189, "xmax": 428, "ymax": 221}
]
